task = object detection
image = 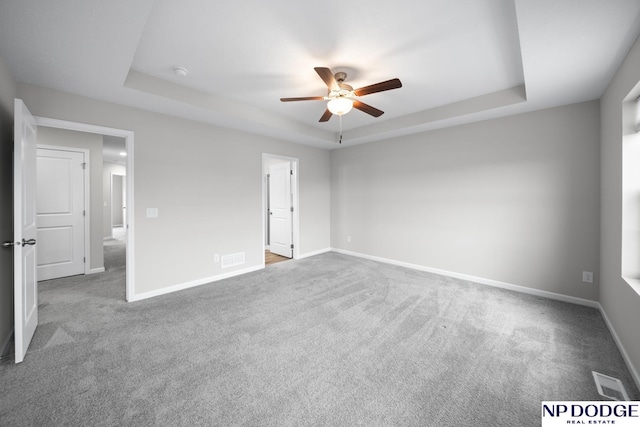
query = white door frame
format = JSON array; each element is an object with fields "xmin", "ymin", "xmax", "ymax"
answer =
[
  {"xmin": 34, "ymin": 117, "xmax": 135, "ymax": 302},
  {"xmin": 262, "ymin": 153, "xmax": 299, "ymax": 263},
  {"xmin": 37, "ymin": 144, "xmax": 91, "ymax": 275}
]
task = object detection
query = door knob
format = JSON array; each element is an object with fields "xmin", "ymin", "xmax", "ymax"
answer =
[
  {"xmin": 2, "ymin": 241, "xmax": 17, "ymax": 248},
  {"xmin": 21, "ymin": 238, "xmax": 36, "ymax": 247}
]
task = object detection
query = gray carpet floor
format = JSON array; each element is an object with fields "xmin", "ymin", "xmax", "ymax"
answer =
[{"xmin": 0, "ymin": 239, "xmax": 638, "ymax": 426}]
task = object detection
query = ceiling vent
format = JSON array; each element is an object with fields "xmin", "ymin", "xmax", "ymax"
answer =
[
  {"xmin": 592, "ymin": 371, "xmax": 629, "ymax": 401},
  {"xmin": 173, "ymin": 66, "xmax": 189, "ymax": 77}
]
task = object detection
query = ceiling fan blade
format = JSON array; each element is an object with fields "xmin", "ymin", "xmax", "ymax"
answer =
[
  {"xmin": 353, "ymin": 100, "xmax": 384, "ymax": 117},
  {"xmin": 319, "ymin": 109, "xmax": 333, "ymax": 122},
  {"xmin": 314, "ymin": 67, "xmax": 339, "ymax": 91},
  {"xmin": 354, "ymin": 78, "xmax": 402, "ymax": 97},
  {"xmin": 280, "ymin": 96, "xmax": 325, "ymax": 102}
]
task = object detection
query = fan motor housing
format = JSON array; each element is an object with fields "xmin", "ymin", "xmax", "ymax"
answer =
[
  {"xmin": 328, "ymin": 72, "xmax": 353, "ymax": 98},
  {"xmin": 329, "ymin": 86, "xmax": 354, "ymax": 99}
]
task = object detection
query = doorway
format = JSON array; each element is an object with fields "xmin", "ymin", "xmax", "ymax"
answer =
[
  {"xmin": 111, "ymin": 175, "xmax": 125, "ymax": 230},
  {"xmin": 35, "ymin": 117, "xmax": 134, "ymax": 301},
  {"xmin": 102, "ymin": 136, "xmax": 127, "ymax": 285},
  {"xmin": 12, "ymin": 101, "xmax": 135, "ymax": 364},
  {"xmin": 262, "ymin": 154, "xmax": 299, "ymax": 266}
]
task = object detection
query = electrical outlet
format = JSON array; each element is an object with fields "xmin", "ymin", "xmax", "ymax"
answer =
[
  {"xmin": 214, "ymin": 254, "xmax": 220, "ymax": 263},
  {"xmin": 582, "ymin": 271, "xmax": 594, "ymax": 283},
  {"xmin": 347, "ymin": 236, "xmax": 351, "ymax": 243},
  {"xmin": 146, "ymin": 208, "xmax": 159, "ymax": 218}
]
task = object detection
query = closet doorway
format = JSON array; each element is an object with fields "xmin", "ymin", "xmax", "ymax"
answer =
[{"xmin": 263, "ymin": 154, "xmax": 299, "ymax": 266}]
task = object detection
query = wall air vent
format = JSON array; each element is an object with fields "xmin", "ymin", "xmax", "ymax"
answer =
[
  {"xmin": 221, "ymin": 252, "xmax": 245, "ymax": 269},
  {"xmin": 592, "ymin": 371, "xmax": 629, "ymax": 401}
]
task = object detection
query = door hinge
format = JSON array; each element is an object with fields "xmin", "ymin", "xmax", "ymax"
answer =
[
  {"xmin": 290, "ymin": 206, "xmax": 294, "ymax": 212},
  {"xmin": 290, "ymin": 170, "xmax": 293, "ymax": 175},
  {"xmin": 83, "ymin": 210, "xmax": 86, "ymax": 217},
  {"xmin": 81, "ymin": 162, "xmax": 86, "ymax": 170},
  {"xmin": 290, "ymin": 244, "xmax": 294, "ymax": 249},
  {"xmin": 83, "ymin": 257, "xmax": 86, "ymax": 263}
]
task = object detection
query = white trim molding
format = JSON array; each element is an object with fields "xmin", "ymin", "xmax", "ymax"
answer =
[
  {"xmin": 129, "ymin": 265, "xmax": 264, "ymax": 302},
  {"xmin": 330, "ymin": 248, "xmax": 600, "ymax": 309},
  {"xmin": 598, "ymin": 305, "xmax": 640, "ymax": 392},
  {"xmin": 329, "ymin": 247, "xmax": 640, "ymax": 391},
  {"xmin": 298, "ymin": 247, "xmax": 331, "ymax": 260}
]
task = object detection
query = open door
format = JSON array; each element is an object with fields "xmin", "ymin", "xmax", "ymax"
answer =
[
  {"xmin": 14, "ymin": 99, "xmax": 38, "ymax": 363},
  {"xmin": 268, "ymin": 162, "xmax": 293, "ymax": 258},
  {"xmin": 36, "ymin": 148, "xmax": 85, "ymax": 281}
]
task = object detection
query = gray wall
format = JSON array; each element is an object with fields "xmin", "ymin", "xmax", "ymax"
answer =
[
  {"xmin": 331, "ymin": 101, "xmax": 601, "ymax": 302},
  {"xmin": 18, "ymin": 83, "xmax": 331, "ymax": 296},
  {"xmin": 111, "ymin": 175, "xmax": 124, "ymax": 226},
  {"xmin": 37, "ymin": 127, "xmax": 104, "ymax": 271},
  {"xmin": 0, "ymin": 53, "xmax": 17, "ymax": 352},
  {"xmin": 103, "ymin": 161, "xmax": 126, "ymax": 238},
  {"xmin": 601, "ymin": 34, "xmax": 640, "ymax": 382}
]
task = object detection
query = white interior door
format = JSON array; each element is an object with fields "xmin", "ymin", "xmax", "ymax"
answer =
[
  {"xmin": 269, "ymin": 162, "xmax": 292, "ymax": 258},
  {"xmin": 36, "ymin": 148, "xmax": 85, "ymax": 281},
  {"xmin": 14, "ymin": 99, "xmax": 38, "ymax": 363}
]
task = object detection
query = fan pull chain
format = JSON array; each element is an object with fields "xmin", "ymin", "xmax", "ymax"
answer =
[{"xmin": 339, "ymin": 114, "xmax": 343, "ymax": 144}]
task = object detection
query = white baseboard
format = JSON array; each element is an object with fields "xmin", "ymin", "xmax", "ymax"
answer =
[
  {"xmin": 330, "ymin": 248, "xmax": 600, "ymax": 309},
  {"xmin": 87, "ymin": 267, "xmax": 105, "ymax": 275},
  {"xmin": 331, "ymin": 248, "xmax": 640, "ymax": 391},
  {"xmin": 598, "ymin": 305, "xmax": 640, "ymax": 393},
  {"xmin": 1, "ymin": 329, "xmax": 12, "ymax": 359},
  {"xmin": 298, "ymin": 247, "xmax": 331, "ymax": 260},
  {"xmin": 129, "ymin": 264, "xmax": 264, "ymax": 302},
  {"xmin": 122, "ymin": 246, "xmax": 639, "ymax": 392},
  {"xmin": 130, "ymin": 248, "xmax": 331, "ymax": 303}
]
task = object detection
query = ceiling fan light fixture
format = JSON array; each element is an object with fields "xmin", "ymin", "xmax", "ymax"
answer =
[
  {"xmin": 327, "ymin": 97, "xmax": 353, "ymax": 116},
  {"xmin": 280, "ymin": 67, "xmax": 401, "ymax": 123}
]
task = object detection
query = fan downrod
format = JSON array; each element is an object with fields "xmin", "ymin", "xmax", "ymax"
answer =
[{"xmin": 333, "ymin": 72, "xmax": 353, "ymax": 92}]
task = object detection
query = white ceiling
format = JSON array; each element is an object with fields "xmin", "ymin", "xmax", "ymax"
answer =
[{"xmin": 1, "ymin": 0, "xmax": 640, "ymax": 149}]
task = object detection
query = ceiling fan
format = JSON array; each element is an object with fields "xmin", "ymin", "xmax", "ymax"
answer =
[{"xmin": 280, "ymin": 67, "xmax": 402, "ymax": 122}]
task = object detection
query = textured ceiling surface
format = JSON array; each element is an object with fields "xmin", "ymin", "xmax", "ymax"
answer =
[{"xmin": 1, "ymin": 0, "xmax": 640, "ymax": 148}]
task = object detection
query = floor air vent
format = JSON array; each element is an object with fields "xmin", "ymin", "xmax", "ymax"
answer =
[
  {"xmin": 221, "ymin": 252, "xmax": 245, "ymax": 269},
  {"xmin": 592, "ymin": 371, "xmax": 629, "ymax": 401}
]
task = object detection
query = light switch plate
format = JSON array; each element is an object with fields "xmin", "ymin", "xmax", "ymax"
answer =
[{"xmin": 146, "ymin": 208, "xmax": 159, "ymax": 218}]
